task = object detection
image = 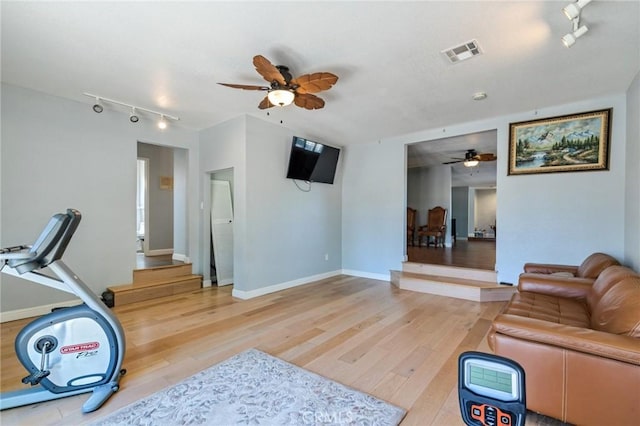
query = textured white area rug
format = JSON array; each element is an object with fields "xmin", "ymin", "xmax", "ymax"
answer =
[{"xmin": 91, "ymin": 348, "xmax": 406, "ymax": 425}]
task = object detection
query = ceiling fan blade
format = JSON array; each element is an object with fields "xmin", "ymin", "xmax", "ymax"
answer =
[
  {"xmin": 218, "ymin": 83, "xmax": 269, "ymax": 91},
  {"xmin": 443, "ymin": 159, "xmax": 464, "ymax": 165},
  {"xmin": 258, "ymin": 96, "xmax": 274, "ymax": 110},
  {"xmin": 253, "ymin": 55, "xmax": 286, "ymax": 86},
  {"xmin": 476, "ymin": 153, "xmax": 497, "ymax": 161},
  {"xmin": 294, "ymin": 93, "xmax": 325, "ymax": 110},
  {"xmin": 291, "ymin": 72, "xmax": 338, "ymax": 94}
]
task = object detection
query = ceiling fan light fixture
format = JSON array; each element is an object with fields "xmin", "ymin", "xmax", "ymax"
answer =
[
  {"xmin": 267, "ymin": 89, "xmax": 295, "ymax": 107},
  {"xmin": 464, "ymin": 159, "xmax": 479, "ymax": 168}
]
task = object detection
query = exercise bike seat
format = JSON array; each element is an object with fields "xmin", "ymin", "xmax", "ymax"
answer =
[{"xmin": 6, "ymin": 211, "xmax": 78, "ymax": 275}]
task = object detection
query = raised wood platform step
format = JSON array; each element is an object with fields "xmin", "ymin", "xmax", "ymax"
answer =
[
  {"xmin": 133, "ymin": 263, "xmax": 194, "ymax": 285},
  {"xmin": 392, "ymin": 263, "xmax": 515, "ymax": 302},
  {"xmin": 106, "ymin": 263, "xmax": 202, "ymax": 306}
]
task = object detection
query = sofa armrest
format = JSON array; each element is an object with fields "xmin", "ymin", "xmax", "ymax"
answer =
[
  {"xmin": 518, "ymin": 273, "xmax": 593, "ymax": 299},
  {"xmin": 492, "ymin": 314, "xmax": 640, "ymax": 365},
  {"xmin": 523, "ymin": 262, "xmax": 578, "ymax": 275}
]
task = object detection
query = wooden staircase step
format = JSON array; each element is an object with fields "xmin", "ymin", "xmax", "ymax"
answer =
[
  {"xmin": 107, "ymin": 274, "xmax": 202, "ymax": 306},
  {"xmin": 392, "ymin": 268, "xmax": 516, "ymax": 303},
  {"xmin": 132, "ymin": 263, "xmax": 194, "ymax": 285}
]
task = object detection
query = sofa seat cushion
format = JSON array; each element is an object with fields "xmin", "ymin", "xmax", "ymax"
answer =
[{"xmin": 504, "ymin": 292, "xmax": 589, "ymax": 327}]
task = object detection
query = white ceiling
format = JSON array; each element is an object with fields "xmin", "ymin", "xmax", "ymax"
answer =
[
  {"xmin": 408, "ymin": 130, "xmax": 498, "ymax": 187},
  {"xmin": 2, "ymin": 2, "xmax": 639, "ymax": 183}
]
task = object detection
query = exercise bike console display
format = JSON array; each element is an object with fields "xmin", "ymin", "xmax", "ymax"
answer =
[{"xmin": 458, "ymin": 351, "xmax": 526, "ymax": 426}]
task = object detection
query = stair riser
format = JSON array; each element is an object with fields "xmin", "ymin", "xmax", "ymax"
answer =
[
  {"xmin": 113, "ymin": 278, "xmax": 202, "ymax": 306},
  {"xmin": 398, "ymin": 277, "xmax": 515, "ymax": 302},
  {"xmin": 402, "ymin": 262, "xmax": 497, "ymax": 282},
  {"xmin": 133, "ymin": 264, "xmax": 193, "ymax": 285}
]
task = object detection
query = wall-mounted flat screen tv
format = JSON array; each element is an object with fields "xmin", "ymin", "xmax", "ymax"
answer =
[{"xmin": 286, "ymin": 136, "xmax": 340, "ymax": 184}]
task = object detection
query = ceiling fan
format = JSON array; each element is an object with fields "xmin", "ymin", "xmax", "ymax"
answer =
[
  {"xmin": 218, "ymin": 55, "xmax": 338, "ymax": 110},
  {"xmin": 443, "ymin": 149, "xmax": 497, "ymax": 167}
]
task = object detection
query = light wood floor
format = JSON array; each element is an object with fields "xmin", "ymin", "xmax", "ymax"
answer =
[
  {"xmin": 0, "ymin": 276, "xmax": 559, "ymax": 425},
  {"xmin": 407, "ymin": 240, "xmax": 496, "ymax": 270}
]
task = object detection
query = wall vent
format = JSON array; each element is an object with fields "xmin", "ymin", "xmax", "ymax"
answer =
[{"xmin": 442, "ymin": 39, "xmax": 482, "ymax": 64}]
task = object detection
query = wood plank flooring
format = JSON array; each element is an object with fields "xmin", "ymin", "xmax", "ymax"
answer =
[
  {"xmin": 0, "ymin": 275, "xmax": 560, "ymax": 425},
  {"xmin": 407, "ymin": 240, "xmax": 496, "ymax": 270}
]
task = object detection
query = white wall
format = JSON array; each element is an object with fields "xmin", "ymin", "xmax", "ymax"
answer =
[
  {"xmin": 342, "ymin": 93, "xmax": 629, "ymax": 285},
  {"xmin": 1, "ymin": 84, "xmax": 199, "ymax": 312},
  {"xmin": 625, "ymin": 72, "xmax": 640, "ymax": 270}
]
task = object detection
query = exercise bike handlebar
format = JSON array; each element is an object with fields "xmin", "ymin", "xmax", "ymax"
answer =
[
  {"xmin": 0, "ymin": 245, "xmax": 35, "ymax": 260},
  {"xmin": 0, "ymin": 209, "xmax": 81, "ymax": 274}
]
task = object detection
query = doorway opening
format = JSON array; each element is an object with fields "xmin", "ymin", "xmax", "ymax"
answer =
[
  {"xmin": 208, "ymin": 169, "xmax": 234, "ymax": 287},
  {"xmin": 406, "ymin": 130, "xmax": 497, "ymax": 270}
]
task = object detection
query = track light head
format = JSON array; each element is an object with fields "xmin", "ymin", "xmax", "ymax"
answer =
[
  {"xmin": 158, "ymin": 115, "xmax": 167, "ymax": 130},
  {"xmin": 563, "ymin": 0, "xmax": 592, "ymax": 21},
  {"xmin": 129, "ymin": 108, "xmax": 139, "ymax": 123},
  {"xmin": 92, "ymin": 98, "xmax": 104, "ymax": 113},
  {"xmin": 562, "ymin": 24, "xmax": 588, "ymax": 48}
]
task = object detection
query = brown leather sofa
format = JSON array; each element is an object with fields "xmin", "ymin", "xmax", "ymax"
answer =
[
  {"xmin": 523, "ymin": 252, "xmax": 620, "ymax": 279},
  {"xmin": 488, "ymin": 265, "xmax": 640, "ymax": 425}
]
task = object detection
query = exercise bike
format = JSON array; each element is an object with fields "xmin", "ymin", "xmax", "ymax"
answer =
[{"xmin": 0, "ymin": 209, "xmax": 125, "ymax": 413}]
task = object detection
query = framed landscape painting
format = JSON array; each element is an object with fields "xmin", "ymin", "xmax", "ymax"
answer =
[{"xmin": 508, "ymin": 108, "xmax": 611, "ymax": 176}]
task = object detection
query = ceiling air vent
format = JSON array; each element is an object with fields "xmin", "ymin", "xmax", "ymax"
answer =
[{"xmin": 442, "ymin": 39, "xmax": 482, "ymax": 64}]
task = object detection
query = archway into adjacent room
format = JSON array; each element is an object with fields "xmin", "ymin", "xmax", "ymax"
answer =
[{"xmin": 405, "ymin": 130, "xmax": 497, "ymax": 270}]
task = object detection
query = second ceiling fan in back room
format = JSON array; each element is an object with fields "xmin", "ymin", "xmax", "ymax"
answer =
[
  {"xmin": 443, "ymin": 149, "xmax": 497, "ymax": 167},
  {"xmin": 218, "ymin": 55, "xmax": 338, "ymax": 110}
]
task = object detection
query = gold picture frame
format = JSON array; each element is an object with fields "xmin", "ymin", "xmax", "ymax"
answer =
[{"xmin": 508, "ymin": 108, "xmax": 611, "ymax": 176}]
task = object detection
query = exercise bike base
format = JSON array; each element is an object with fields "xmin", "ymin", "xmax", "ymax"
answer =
[{"xmin": 0, "ymin": 386, "xmax": 91, "ymax": 411}]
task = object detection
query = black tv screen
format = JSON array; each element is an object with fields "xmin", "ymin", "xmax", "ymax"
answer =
[{"xmin": 286, "ymin": 136, "xmax": 340, "ymax": 184}]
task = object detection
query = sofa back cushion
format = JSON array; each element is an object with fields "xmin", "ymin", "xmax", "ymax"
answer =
[
  {"xmin": 577, "ymin": 253, "xmax": 620, "ymax": 278},
  {"xmin": 589, "ymin": 268, "xmax": 640, "ymax": 337}
]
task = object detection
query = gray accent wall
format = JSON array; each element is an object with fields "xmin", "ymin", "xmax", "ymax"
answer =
[
  {"xmin": 199, "ymin": 115, "xmax": 342, "ymax": 293},
  {"xmin": 343, "ymin": 93, "xmax": 632, "ymax": 286},
  {"xmin": 1, "ymin": 84, "xmax": 198, "ymax": 311},
  {"xmin": 137, "ymin": 142, "xmax": 174, "ymax": 251},
  {"xmin": 625, "ymin": 71, "xmax": 640, "ymax": 271}
]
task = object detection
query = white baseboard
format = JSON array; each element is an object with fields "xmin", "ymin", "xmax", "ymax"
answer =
[
  {"xmin": 217, "ymin": 279, "xmax": 233, "ymax": 286},
  {"xmin": 341, "ymin": 269, "xmax": 390, "ymax": 282},
  {"xmin": 172, "ymin": 253, "xmax": 190, "ymax": 263},
  {"xmin": 202, "ymin": 279, "xmax": 212, "ymax": 288},
  {"xmin": 1, "ymin": 299, "xmax": 83, "ymax": 323},
  {"xmin": 146, "ymin": 249, "xmax": 174, "ymax": 256},
  {"xmin": 232, "ymin": 270, "xmax": 342, "ymax": 300}
]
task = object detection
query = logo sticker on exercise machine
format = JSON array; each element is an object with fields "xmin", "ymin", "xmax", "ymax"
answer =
[{"xmin": 60, "ymin": 341, "xmax": 100, "ymax": 354}]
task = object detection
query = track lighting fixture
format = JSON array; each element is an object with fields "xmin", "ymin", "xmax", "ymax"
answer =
[
  {"xmin": 562, "ymin": 24, "xmax": 589, "ymax": 48},
  {"xmin": 92, "ymin": 98, "xmax": 104, "ymax": 113},
  {"xmin": 83, "ymin": 93, "xmax": 179, "ymax": 128},
  {"xmin": 158, "ymin": 115, "xmax": 167, "ymax": 130},
  {"xmin": 561, "ymin": 0, "xmax": 591, "ymax": 48},
  {"xmin": 563, "ymin": 0, "xmax": 592, "ymax": 21},
  {"xmin": 129, "ymin": 108, "xmax": 139, "ymax": 123}
]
